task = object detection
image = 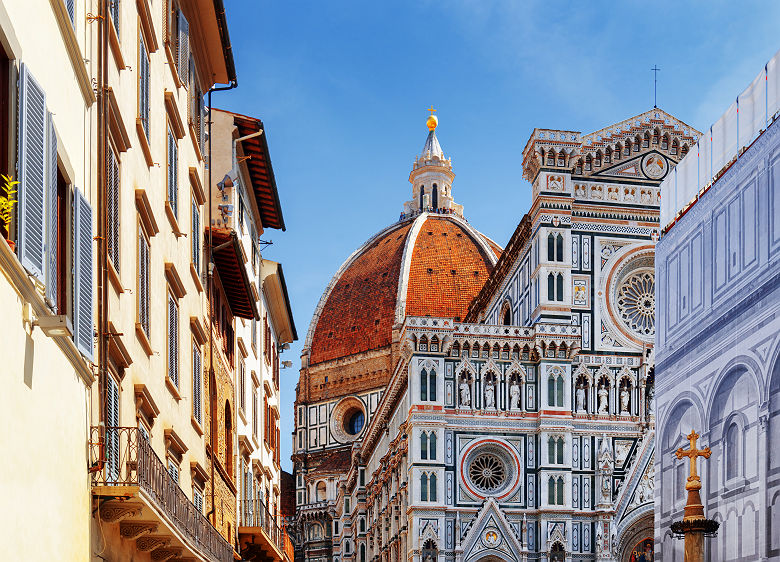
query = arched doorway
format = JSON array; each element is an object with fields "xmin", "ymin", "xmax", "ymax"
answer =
[
  {"xmin": 627, "ymin": 538, "xmax": 653, "ymax": 561},
  {"xmin": 549, "ymin": 542, "xmax": 565, "ymax": 562}
]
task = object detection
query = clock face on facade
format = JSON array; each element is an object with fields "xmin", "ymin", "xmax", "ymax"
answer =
[{"xmin": 641, "ymin": 154, "xmax": 668, "ymax": 179}]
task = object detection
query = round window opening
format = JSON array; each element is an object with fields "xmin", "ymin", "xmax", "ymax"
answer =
[
  {"xmin": 616, "ymin": 270, "xmax": 655, "ymax": 337},
  {"xmin": 344, "ymin": 409, "xmax": 365, "ymax": 435},
  {"xmin": 468, "ymin": 453, "xmax": 507, "ymax": 493}
]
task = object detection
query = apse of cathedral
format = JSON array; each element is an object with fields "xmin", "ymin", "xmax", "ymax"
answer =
[{"xmin": 293, "ymin": 110, "xmax": 700, "ymax": 562}]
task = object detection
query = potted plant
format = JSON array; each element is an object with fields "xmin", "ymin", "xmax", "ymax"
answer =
[{"xmin": 0, "ymin": 174, "xmax": 19, "ymax": 250}]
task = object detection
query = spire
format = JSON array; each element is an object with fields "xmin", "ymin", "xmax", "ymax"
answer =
[{"xmin": 402, "ymin": 109, "xmax": 462, "ymax": 219}]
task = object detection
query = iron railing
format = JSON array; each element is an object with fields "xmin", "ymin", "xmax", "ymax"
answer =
[
  {"xmin": 239, "ymin": 498, "xmax": 294, "ymax": 560},
  {"xmin": 90, "ymin": 427, "xmax": 234, "ymax": 562}
]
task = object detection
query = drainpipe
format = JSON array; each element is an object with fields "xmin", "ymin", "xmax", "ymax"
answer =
[{"xmin": 94, "ymin": 0, "xmax": 110, "ymax": 474}]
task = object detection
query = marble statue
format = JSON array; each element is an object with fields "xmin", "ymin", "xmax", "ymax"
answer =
[
  {"xmin": 509, "ymin": 381, "xmax": 521, "ymax": 410},
  {"xmin": 576, "ymin": 383, "xmax": 586, "ymax": 413},
  {"xmin": 484, "ymin": 379, "xmax": 495, "ymax": 409},
  {"xmin": 620, "ymin": 386, "xmax": 630, "ymax": 414},
  {"xmin": 598, "ymin": 384, "xmax": 609, "ymax": 414},
  {"xmin": 460, "ymin": 380, "xmax": 471, "ymax": 407}
]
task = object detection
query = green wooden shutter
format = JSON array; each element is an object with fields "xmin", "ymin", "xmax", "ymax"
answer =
[
  {"xmin": 17, "ymin": 64, "xmax": 47, "ymax": 280},
  {"xmin": 45, "ymin": 112, "xmax": 58, "ymax": 309},
  {"xmin": 73, "ymin": 189, "xmax": 94, "ymax": 360}
]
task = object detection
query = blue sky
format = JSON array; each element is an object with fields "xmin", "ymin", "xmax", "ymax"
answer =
[{"xmin": 218, "ymin": 1, "xmax": 780, "ymax": 471}]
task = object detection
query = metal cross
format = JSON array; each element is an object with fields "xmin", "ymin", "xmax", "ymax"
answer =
[
  {"xmin": 652, "ymin": 65, "xmax": 660, "ymax": 108},
  {"xmin": 675, "ymin": 430, "xmax": 711, "ymax": 486},
  {"xmin": 427, "ymin": 105, "xmax": 437, "ymax": 115}
]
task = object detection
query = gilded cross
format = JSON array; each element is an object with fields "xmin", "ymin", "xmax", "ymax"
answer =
[
  {"xmin": 675, "ymin": 430, "xmax": 711, "ymax": 488},
  {"xmin": 427, "ymin": 105, "xmax": 437, "ymax": 115}
]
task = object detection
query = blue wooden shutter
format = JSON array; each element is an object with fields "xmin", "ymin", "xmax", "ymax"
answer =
[
  {"xmin": 139, "ymin": 34, "xmax": 150, "ymax": 139},
  {"xmin": 168, "ymin": 293, "xmax": 178, "ymax": 386},
  {"xmin": 45, "ymin": 112, "xmax": 58, "ymax": 310},
  {"xmin": 65, "ymin": 0, "xmax": 75, "ymax": 25},
  {"xmin": 138, "ymin": 228, "xmax": 150, "ymax": 335},
  {"xmin": 105, "ymin": 375, "xmax": 120, "ymax": 482},
  {"xmin": 167, "ymin": 130, "xmax": 177, "ymax": 216},
  {"xmin": 73, "ymin": 188, "xmax": 94, "ymax": 360},
  {"xmin": 17, "ymin": 64, "xmax": 47, "ymax": 281},
  {"xmin": 191, "ymin": 199, "xmax": 199, "ymax": 271},
  {"xmin": 177, "ymin": 10, "xmax": 189, "ymax": 85},
  {"xmin": 109, "ymin": 0, "xmax": 120, "ymax": 39},
  {"xmin": 193, "ymin": 343, "xmax": 201, "ymax": 423},
  {"xmin": 107, "ymin": 147, "xmax": 120, "ymax": 271}
]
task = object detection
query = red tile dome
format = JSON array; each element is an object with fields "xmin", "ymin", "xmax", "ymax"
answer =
[{"xmin": 305, "ymin": 213, "xmax": 502, "ymax": 365}]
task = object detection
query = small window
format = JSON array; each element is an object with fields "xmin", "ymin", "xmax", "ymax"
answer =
[
  {"xmin": 556, "ymin": 234, "xmax": 563, "ymax": 262},
  {"xmin": 193, "ymin": 488, "xmax": 204, "ymax": 513},
  {"xmin": 420, "ymin": 432, "xmax": 428, "ymax": 460},
  {"xmin": 726, "ymin": 422, "xmax": 740, "ymax": 480},
  {"xmin": 547, "ymin": 273, "xmax": 555, "ymax": 301},
  {"xmin": 168, "ymin": 459, "xmax": 179, "ymax": 484},
  {"xmin": 429, "ymin": 432, "xmax": 437, "ymax": 460},
  {"xmin": 556, "ymin": 273, "xmax": 564, "ymax": 302},
  {"xmin": 547, "ymin": 233, "xmax": 555, "ymax": 261}
]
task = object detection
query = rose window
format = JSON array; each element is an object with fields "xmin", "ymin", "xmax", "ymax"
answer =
[
  {"xmin": 468, "ymin": 453, "xmax": 507, "ymax": 493},
  {"xmin": 616, "ymin": 271, "xmax": 655, "ymax": 337}
]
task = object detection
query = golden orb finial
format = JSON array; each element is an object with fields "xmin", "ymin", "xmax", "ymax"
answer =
[{"xmin": 426, "ymin": 106, "xmax": 438, "ymax": 131}]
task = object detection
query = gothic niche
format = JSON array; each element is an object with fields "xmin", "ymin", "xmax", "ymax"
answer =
[
  {"xmin": 483, "ymin": 372, "xmax": 497, "ymax": 409},
  {"xmin": 575, "ymin": 373, "xmax": 590, "ymax": 414},
  {"xmin": 459, "ymin": 373, "xmax": 473, "ymax": 408},
  {"xmin": 619, "ymin": 377, "xmax": 632, "ymax": 416},
  {"xmin": 597, "ymin": 376, "xmax": 611, "ymax": 415},
  {"xmin": 508, "ymin": 372, "xmax": 522, "ymax": 411},
  {"xmin": 421, "ymin": 539, "xmax": 438, "ymax": 561}
]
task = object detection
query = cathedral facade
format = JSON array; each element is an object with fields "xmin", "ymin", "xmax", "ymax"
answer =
[{"xmin": 294, "ymin": 109, "xmax": 698, "ymax": 561}]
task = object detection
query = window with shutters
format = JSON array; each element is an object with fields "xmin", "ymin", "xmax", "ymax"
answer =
[
  {"xmin": 109, "ymin": 0, "xmax": 120, "ymax": 39},
  {"xmin": 251, "ymin": 317, "xmax": 257, "ymax": 352},
  {"xmin": 168, "ymin": 459, "xmax": 179, "ymax": 483},
  {"xmin": 105, "ymin": 375, "xmax": 120, "ymax": 482},
  {"xmin": 107, "ymin": 145, "xmax": 120, "ymax": 272},
  {"xmin": 138, "ymin": 420, "xmax": 150, "ymax": 442},
  {"xmin": 191, "ymin": 196, "xmax": 200, "ymax": 273},
  {"xmin": 167, "ymin": 125, "xmax": 178, "ymax": 217},
  {"xmin": 167, "ymin": 290, "xmax": 179, "ymax": 387},
  {"xmin": 73, "ymin": 189, "xmax": 94, "ymax": 359},
  {"xmin": 252, "ymin": 382, "xmax": 258, "ymax": 439},
  {"xmin": 193, "ymin": 487, "xmax": 203, "ymax": 513},
  {"xmin": 192, "ymin": 342, "xmax": 202, "ymax": 425},
  {"xmin": 0, "ymin": 49, "xmax": 9, "ymax": 178},
  {"xmin": 138, "ymin": 32, "xmax": 150, "ymax": 140},
  {"xmin": 137, "ymin": 224, "xmax": 150, "ymax": 337},
  {"xmin": 239, "ymin": 361, "xmax": 246, "ymax": 412}
]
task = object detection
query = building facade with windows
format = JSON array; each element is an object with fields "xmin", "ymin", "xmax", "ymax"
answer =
[
  {"xmin": 295, "ymin": 109, "xmax": 698, "ymax": 561},
  {"xmin": 654, "ymin": 50, "xmax": 780, "ymax": 560},
  {"xmin": 0, "ymin": 0, "xmax": 97, "ymax": 559}
]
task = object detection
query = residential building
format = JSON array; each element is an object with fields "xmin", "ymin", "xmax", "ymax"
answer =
[
  {"xmin": 209, "ymin": 107, "xmax": 297, "ymax": 561},
  {"xmin": 655, "ymin": 49, "xmax": 780, "ymax": 560}
]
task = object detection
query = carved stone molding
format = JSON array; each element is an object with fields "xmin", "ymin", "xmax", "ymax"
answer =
[
  {"xmin": 136, "ymin": 536, "xmax": 170, "ymax": 552},
  {"xmin": 151, "ymin": 547, "xmax": 183, "ymax": 561},
  {"xmin": 99, "ymin": 502, "xmax": 143, "ymax": 523},
  {"xmin": 119, "ymin": 520, "xmax": 158, "ymax": 540}
]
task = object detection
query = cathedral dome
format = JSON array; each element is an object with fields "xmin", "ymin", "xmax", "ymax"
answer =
[{"xmin": 304, "ymin": 213, "xmax": 502, "ymax": 365}]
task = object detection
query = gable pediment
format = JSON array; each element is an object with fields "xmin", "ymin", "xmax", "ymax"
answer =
[
  {"xmin": 590, "ymin": 151, "xmax": 671, "ymax": 182},
  {"xmin": 461, "ymin": 498, "xmax": 525, "ymax": 561}
]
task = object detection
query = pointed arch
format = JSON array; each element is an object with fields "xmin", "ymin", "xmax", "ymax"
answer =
[
  {"xmin": 556, "ymin": 233, "xmax": 564, "ymax": 262},
  {"xmin": 556, "ymin": 273, "xmax": 564, "ymax": 301},
  {"xmin": 419, "ymin": 185, "xmax": 425, "ymax": 210},
  {"xmin": 548, "ymin": 232, "xmax": 555, "ymax": 261},
  {"xmin": 548, "ymin": 272, "xmax": 555, "ymax": 300},
  {"xmin": 432, "ymin": 183, "xmax": 438, "ymax": 208}
]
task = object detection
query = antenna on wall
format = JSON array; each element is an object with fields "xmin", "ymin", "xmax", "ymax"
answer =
[{"xmin": 652, "ymin": 65, "xmax": 661, "ymax": 108}]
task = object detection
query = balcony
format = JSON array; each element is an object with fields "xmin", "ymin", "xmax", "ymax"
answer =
[
  {"xmin": 89, "ymin": 427, "xmax": 234, "ymax": 562},
  {"xmin": 238, "ymin": 498, "xmax": 294, "ymax": 561}
]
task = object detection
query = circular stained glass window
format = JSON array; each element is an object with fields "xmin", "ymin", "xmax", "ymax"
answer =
[
  {"xmin": 345, "ymin": 410, "xmax": 365, "ymax": 435},
  {"xmin": 616, "ymin": 271, "xmax": 655, "ymax": 337},
  {"xmin": 468, "ymin": 453, "xmax": 507, "ymax": 493}
]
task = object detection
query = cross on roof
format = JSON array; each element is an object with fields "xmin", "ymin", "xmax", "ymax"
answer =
[
  {"xmin": 675, "ymin": 429, "xmax": 711, "ymax": 488},
  {"xmin": 427, "ymin": 105, "xmax": 437, "ymax": 115}
]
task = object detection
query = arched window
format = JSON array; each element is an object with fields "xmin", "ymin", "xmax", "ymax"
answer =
[
  {"xmin": 419, "ymin": 185, "xmax": 425, "ymax": 211},
  {"xmin": 316, "ymin": 481, "xmax": 327, "ymax": 502},
  {"xmin": 502, "ymin": 307, "xmax": 511, "ymax": 326},
  {"xmin": 557, "ymin": 477, "xmax": 564, "ymax": 505},
  {"xmin": 360, "ymin": 518, "xmax": 366, "ymax": 533},
  {"xmin": 643, "ymin": 132, "xmax": 650, "ymax": 148},
  {"xmin": 429, "ymin": 432, "xmax": 437, "ymax": 460},
  {"xmin": 548, "ymin": 476, "xmax": 556, "ymax": 504},
  {"xmin": 420, "ymin": 369, "xmax": 427, "ymax": 401},
  {"xmin": 432, "ymin": 183, "xmax": 438, "ymax": 208},
  {"xmin": 309, "ymin": 522, "xmax": 323, "ymax": 540},
  {"xmin": 556, "ymin": 375, "xmax": 564, "ymax": 407},
  {"xmin": 548, "ymin": 436, "xmax": 556, "ymax": 463},
  {"xmin": 726, "ymin": 422, "xmax": 740, "ymax": 480},
  {"xmin": 556, "ymin": 274, "xmax": 563, "ymax": 302},
  {"xmin": 556, "ymin": 234, "xmax": 563, "ymax": 262},
  {"xmin": 623, "ymin": 143, "xmax": 630, "ymax": 156},
  {"xmin": 422, "ymin": 539, "xmax": 438, "ymax": 561},
  {"xmin": 548, "ymin": 375, "xmax": 556, "ymax": 407},
  {"xmin": 420, "ymin": 473, "xmax": 428, "ymax": 501},
  {"xmin": 661, "ymin": 135, "xmax": 669, "ymax": 150},
  {"xmin": 225, "ymin": 401, "xmax": 233, "ymax": 475},
  {"xmin": 420, "ymin": 432, "xmax": 428, "ymax": 460},
  {"xmin": 557, "ymin": 436, "xmax": 564, "ymax": 463},
  {"xmin": 360, "ymin": 543, "xmax": 367, "ymax": 562},
  {"xmin": 429, "ymin": 370, "xmax": 437, "ymax": 401},
  {"xmin": 548, "ymin": 273, "xmax": 555, "ymax": 301},
  {"xmin": 548, "ymin": 233, "xmax": 555, "ymax": 261},
  {"xmin": 429, "ymin": 473, "xmax": 437, "ymax": 501}
]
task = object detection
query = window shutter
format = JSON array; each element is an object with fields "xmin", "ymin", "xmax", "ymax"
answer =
[
  {"xmin": 191, "ymin": 199, "xmax": 199, "ymax": 271},
  {"xmin": 139, "ymin": 34, "xmax": 150, "ymax": 139},
  {"xmin": 138, "ymin": 228, "xmax": 150, "ymax": 336},
  {"xmin": 167, "ymin": 130, "xmax": 177, "ymax": 215},
  {"xmin": 106, "ymin": 375, "xmax": 120, "ymax": 482},
  {"xmin": 17, "ymin": 64, "xmax": 47, "ymax": 281},
  {"xmin": 177, "ymin": 10, "xmax": 189, "ymax": 85},
  {"xmin": 65, "ymin": 0, "xmax": 75, "ymax": 25},
  {"xmin": 107, "ymin": 147, "xmax": 120, "ymax": 271},
  {"xmin": 193, "ymin": 344, "xmax": 202, "ymax": 423},
  {"xmin": 198, "ymin": 94, "xmax": 206, "ymax": 152},
  {"xmin": 168, "ymin": 294, "xmax": 178, "ymax": 386},
  {"xmin": 73, "ymin": 189, "xmax": 94, "ymax": 360},
  {"xmin": 109, "ymin": 0, "xmax": 120, "ymax": 40},
  {"xmin": 45, "ymin": 112, "xmax": 58, "ymax": 310}
]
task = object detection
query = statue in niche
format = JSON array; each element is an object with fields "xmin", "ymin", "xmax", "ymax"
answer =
[
  {"xmin": 484, "ymin": 378, "xmax": 495, "ymax": 409},
  {"xmin": 509, "ymin": 379, "xmax": 521, "ymax": 410},
  {"xmin": 620, "ymin": 384, "xmax": 630, "ymax": 414},
  {"xmin": 597, "ymin": 383, "xmax": 609, "ymax": 414},
  {"xmin": 646, "ymin": 385, "xmax": 655, "ymax": 418},
  {"xmin": 459, "ymin": 379, "xmax": 471, "ymax": 407},
  {"xmin": 576, "ymin": 382, "xmax": 587, "ymax": 413}
]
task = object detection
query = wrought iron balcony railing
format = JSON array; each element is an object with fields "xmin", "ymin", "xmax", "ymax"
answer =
[
  {"xmin": 239, "ymin": 498, "xmax": 295, "ymax": 560},
  {"xmin": 90, "ymin": 426, "xmax": 233, "ymax": 562}
]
